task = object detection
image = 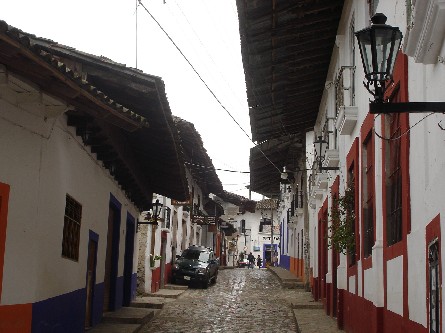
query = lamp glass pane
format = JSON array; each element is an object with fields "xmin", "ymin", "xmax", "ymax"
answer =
[
  {"xmin": 373, "ymin": 27, "xmax": 396, "ymax": 80},
  {"xmin": 388, "ymin": 30, "xmax": 403, "ymax": 78},
  {"xmin": 356, "ymin": 29, "xmax": 373, "ymax": 77}
]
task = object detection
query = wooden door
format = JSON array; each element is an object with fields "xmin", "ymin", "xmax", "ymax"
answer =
[
  {"xmin": 103, "ymin": 206, "xmax": 115, "ymax": 312},
  {"xmin": 160, "ymin": 235, "xmax": 167, "ymax": 288},
  {"xmin": 123, "ymin": 217, "xmax": 135, "ymax": 306},
  {"xmin": 85, "ymin": 239, "xmax": 97, "ymax": 328}
]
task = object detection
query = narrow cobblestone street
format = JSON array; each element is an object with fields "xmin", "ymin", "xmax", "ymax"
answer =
[{"xmin": 140, "ymin": 268, "xmax": 299, "ymax": 333}]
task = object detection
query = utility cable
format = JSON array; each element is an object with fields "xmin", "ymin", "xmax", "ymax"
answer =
[
  {"xmin": 138, "ymin": 0, "xmax": 251, "ymax": 141},
  {"xmin": 135, "ymin": 0, "xmax": 139, "ymax": 69},
  {"xmin": 170, "ymin": 0, "xmax": 248, "ymax": 112},
  {"xmin": 138, "ymin": 0, "xmax": 282, "ymax": 174},
  {"xmin": 374, "ymin": 112, "xmax": 435, "ymax": 141},
  {"xmin": 184, "ymin": 161, "xmax": 249, "ymax": 173}
]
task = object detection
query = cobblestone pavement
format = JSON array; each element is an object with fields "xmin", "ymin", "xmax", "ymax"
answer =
[{"xmin": 140, "ymin": 268, "xmax": 299, "ymax": 333}]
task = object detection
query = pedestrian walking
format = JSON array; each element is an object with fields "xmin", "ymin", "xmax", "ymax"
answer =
[
  {"xmin": 247, "ymin": 252, "xmax": 255, "ymax": 269},
  {"xmin": 256, "ymin": 255, "xmax": 262, "ymax": 269}
]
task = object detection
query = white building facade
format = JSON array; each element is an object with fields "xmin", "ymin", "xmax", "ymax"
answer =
[
  {"xmin": 301, "ymin": 1, "xmax": 445, "ymax": 332},
  {"xmin": 0, "ymin": 24, "xmax": 189, "ymax": 332}
]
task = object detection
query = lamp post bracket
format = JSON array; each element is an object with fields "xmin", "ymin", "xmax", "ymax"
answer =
[{"xmin": 370, "ymin": 102, "xmax": 445, "ymax": 114}]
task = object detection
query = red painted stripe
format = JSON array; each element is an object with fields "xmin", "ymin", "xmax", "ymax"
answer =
[
  {"xmin": 0, "ymin": 303, "xmax": 32, "ymax": 333},
  {"xmin": 0, "ymin": 182, "xmax": 10, "ymax": 302}
]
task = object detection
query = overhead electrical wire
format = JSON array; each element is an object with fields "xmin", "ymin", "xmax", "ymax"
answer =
[
  {"xmin": 137, "ymin": 0, "xmax": 282, "ymax": 174},
  {"xmin": 184, "ymin": 161, "xmax": 249, "ymax": 173},
  {"xmin": 171, "ymin": 0, "xmax": 248, "ymax": 112},
  {"xmin": 373, "ymin": 112, "xmax": 435, "ymax": 141},
  {"xmin": 137, "ymin": 0, "xmax": 250, "ymax": 141}
]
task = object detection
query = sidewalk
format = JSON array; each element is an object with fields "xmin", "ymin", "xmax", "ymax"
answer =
[{"xmin": 267, "ymin": 266, "xmax": 343, "ymax": 333}]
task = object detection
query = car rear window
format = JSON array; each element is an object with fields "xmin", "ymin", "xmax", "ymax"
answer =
[{"xmin": 182, "ymin": 250, "xmax": 210, "ymax": 262}]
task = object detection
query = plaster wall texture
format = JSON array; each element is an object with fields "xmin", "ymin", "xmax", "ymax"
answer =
[
  {"xmin": 363, "ymin": 266, "xmax": 375, "ymax": 301},
  {"xmin": 348, "ymin": 275, "xmax": 355, "ymax": 294},
  {"xmin": 407, "ymin": 228, "xmax": 427, "ymax": 326},
  {"xmin": 386, "ymin": 255, "xmax": 404, "ymax": 316},
  {"xmin": 0, "ymin": 92, "xmax": 139, "ymax": 305}
]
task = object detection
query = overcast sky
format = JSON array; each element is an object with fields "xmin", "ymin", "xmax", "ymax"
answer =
[{"xmin": 3, "ymin": 0, "xmax": 263, "ymax": 200}]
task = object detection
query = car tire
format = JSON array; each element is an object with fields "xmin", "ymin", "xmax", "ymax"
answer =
[
  {"xmin": 212, "ymin": 273, "xmax": 218, "ymax": 284},
  {"xmin": 171, "ymin": 276, "xmax": 176, "ymax": 284},
  {"xmin": 202, "ymin": 275, "xmax": 210, "ymax": 289}
]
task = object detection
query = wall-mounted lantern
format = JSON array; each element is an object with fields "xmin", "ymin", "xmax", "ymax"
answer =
[
  {"xmin": 314, "ymin": 136, "xmax": 339, "ymax": 172},
  {"xmin": 355, "ymin": 13, "xmax": 445, "ymax": 114},
  {"xmin": 137, "ymin": 199, "xmax": 163, "ymax": 231}
]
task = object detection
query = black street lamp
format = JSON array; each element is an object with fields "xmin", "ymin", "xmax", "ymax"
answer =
[
  {"xmin": 137, "ymin": 199, "xmax": 163, "ymax": 231},
  {"xmin": 355, "ymin": 13, "xmax": 445, "ymax": 114},
  {"xmin": 355, "ymin": 13, "xmax": 402, "ymax": 104}
]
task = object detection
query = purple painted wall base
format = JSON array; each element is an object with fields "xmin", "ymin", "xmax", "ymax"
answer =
[{"xmin": 280, "ymin": 254, "xmax": 290, "ymax": 270}]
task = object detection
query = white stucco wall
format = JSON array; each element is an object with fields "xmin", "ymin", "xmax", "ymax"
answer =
[
  {"xmin": 386, "ymin": 255, "xmax": 404, "ymax": 316},
  {"xmin": 0, "ymin": 86, "xmax": 140, "ymax": 305}
]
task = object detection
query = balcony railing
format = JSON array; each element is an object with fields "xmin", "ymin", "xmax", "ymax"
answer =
[{"xmin": 335, "ymin": 66, "xmax": 358, "ymax": 135}]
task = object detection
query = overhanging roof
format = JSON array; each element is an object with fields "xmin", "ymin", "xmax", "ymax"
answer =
[
  {"xmin": 237, "ymin": 0, "xmax": 344, "ymax": 143},
  {"xmin": 0, "ymin": 21, "xmax": 189, "ymax": 208},
  {"xmin": 250, "ymin": 135, "xmax": 302, "ymax": 196},
  {"xmin": 218, "ymin": 190, "xmax": 256, "ymax": 213},
  {"xmin": 173, "ymin": 117, "xmax": 223, "ymax": 196}
]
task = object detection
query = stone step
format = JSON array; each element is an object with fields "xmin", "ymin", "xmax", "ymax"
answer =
[
  {"xmin": 101, "ymin": 307, "xmax": 155, "ymax": 325},
  {"xmin": 86, "ymin": 323, "xmax": 141, "ymax": 333},
  {"xmin": 282, "ymin": 277, "xmax": 303, "ymax": 283},
  {"xmin": 144, "ymin": 288, "xmax": 186, "ymax": 299},
  {"xmin": 291, "ymin": 301, "xmax": 324, "ymax": 309},
  {"xmin": 131, "ymin": 297, "xmax": 165, "ymax": 309},
  {"xmin": 163, "ymin": 284, "xmax": 188, "ymax": 290},
  {"xmin": 282, "ymin": 281, "xmax": 305, "ymax": 289}
]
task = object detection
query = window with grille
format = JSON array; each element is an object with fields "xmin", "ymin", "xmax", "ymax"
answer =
[
  {"xmin": 165, "ymin": 207, "xmax": 171, "ymax": 229},
  {"xmin": 362, "ymin": 132, "xmax": 375, "ymax": 257},
  {"xmin": 62, "ymin": 194, "xmax": 82, "ymax": 261},
  {"xmin": 385, "ymin": 113, "xmax": 403, "ymax": 246}
]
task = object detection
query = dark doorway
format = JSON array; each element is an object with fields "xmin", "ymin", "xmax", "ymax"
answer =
[
  {"xmin": 85, "ymin": 235, "xmax": 98, "ymax": 329},
  {"xmin": 123, "ymin": 214, "xmax": 135, "ymax": 307},
  {"xmin": 160, "ymin": 233, "xmax": 167, "ymax": 288},
  {"xmin": 103, "ymin": 196, "xmax": 121, "ymax": 312}
]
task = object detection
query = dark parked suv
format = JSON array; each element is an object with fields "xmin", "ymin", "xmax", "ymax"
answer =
[{"xmin": 172, "ymin": 245, "xmax": 219, "ymax": 288}]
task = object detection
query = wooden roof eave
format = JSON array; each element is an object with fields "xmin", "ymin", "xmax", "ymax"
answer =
[
  {"xmin": 0, "ymin": 21, "xmax": 190, "ymax": 203},
  {"xmin": 249, "ymin": 136, "xmax": 304, "ymax": 196},
  {"xmin": 237, "ymin": 0, "xmax": 344, "ymax": 143}
]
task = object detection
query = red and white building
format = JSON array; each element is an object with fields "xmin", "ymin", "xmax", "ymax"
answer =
[{"xmin": 238, "ymin": 1, "xmax": 445, "ymax": 332}]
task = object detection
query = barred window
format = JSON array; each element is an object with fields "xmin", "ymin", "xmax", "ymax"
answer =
[{"xmin": 62, "ymin": 194, "xmax": 82, "ymax": 261}]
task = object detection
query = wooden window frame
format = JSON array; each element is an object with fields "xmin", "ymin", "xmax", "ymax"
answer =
[
  {"xmin": 62, "ymin": 194, "xmax": 82, "ymax": 261},
  {"xmin": 0, "ymin": 182, "xmax": 10, "ymax": 300},
  {"xmin": 346, "ymin": 138, "xmax": 359, "ymax": 276},
  {"xmin": 361, "ymin": 114, "xmax": 376, "ymax": 268},
  {"xmin": 382, "ymin": 53, "xmax": 411, "ymax": 259}
]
